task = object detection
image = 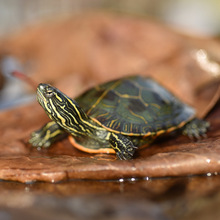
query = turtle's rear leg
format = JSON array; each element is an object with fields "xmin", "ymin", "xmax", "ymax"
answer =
[
  {"xmin": 29, "ymin": 121, "xmax": 67, "ymax": 148},
  {"xmin": 182, "ymin": 118, "xmax": 210, "ymax": 139}
]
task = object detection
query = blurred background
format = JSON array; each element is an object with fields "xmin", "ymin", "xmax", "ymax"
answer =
[
  {"xmin": 0, "ymin": 0, "xmax": 220, "ymax": 37},
  {"xmin": 0, "ymin": 2, "xmax": 220, "ymax": 220},
  {"xmin": 0, "ymin": 0, "xmax": 220, "ymax": 109}
]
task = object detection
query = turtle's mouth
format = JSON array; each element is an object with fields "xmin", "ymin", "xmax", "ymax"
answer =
[{"xmin": 36, "ymin": 88, "xmax": 47, "ymax": 106}]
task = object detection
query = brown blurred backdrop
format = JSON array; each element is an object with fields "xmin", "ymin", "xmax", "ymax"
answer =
[{"xmin": 0, "ymin": 0, "xmax": 220, "ymax": 37}]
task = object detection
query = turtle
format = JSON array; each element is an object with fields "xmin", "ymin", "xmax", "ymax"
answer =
[{"xmin": 29, "ymin": 75, "xmax": 210, "ymax": 160}]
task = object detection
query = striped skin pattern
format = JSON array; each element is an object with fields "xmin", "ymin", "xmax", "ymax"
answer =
[
  {"xmin": 33, "ymin": 83, "xmax": 137, "ymax": 160},
  {"xmin": 30, "ymin": 76, "xmax": 209, "ymax": 160}
]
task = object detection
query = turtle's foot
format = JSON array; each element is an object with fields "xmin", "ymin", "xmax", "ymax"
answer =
[
  {"xmin": 29, "ymin": 129, "xmax": 52, "ymax": 148},
  {"xmin": 109, "ymin": 133, "xmax": 137, "ymax": 160},
  {"xmin": 182, "ymin": 118, "xmax": 210, "ymax": 139},
  {"xmin": 29, "ymin": 121, "xmax": 67, "ymax": 148}
]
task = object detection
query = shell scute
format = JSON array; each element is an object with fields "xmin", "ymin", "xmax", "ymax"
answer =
[{"xmin": 76, "ymin": 76, "xmax": 195, "ymax": 135}]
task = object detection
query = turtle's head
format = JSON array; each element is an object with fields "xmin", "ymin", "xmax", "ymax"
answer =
[
  {"xmin": 36, "ymin": 83, "xmax": 65, "ymax": 115},
  {"xmin": 36, "ymin": 83, "xmax": 89, "ymax": 131}
]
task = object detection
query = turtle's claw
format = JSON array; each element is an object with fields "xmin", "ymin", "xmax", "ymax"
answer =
[
  {"xmin": 29, "ymin": 130, "xmax": 52, "ymax": 148},
  {"xmin": 182, "ymin": 118, "xmax": 210, "ymax": 139},
  {"xmin": 29, "ymin": 122, "xmax": 67, "ymax": 148}
]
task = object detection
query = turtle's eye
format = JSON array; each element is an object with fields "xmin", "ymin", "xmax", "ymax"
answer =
[{"xmin": 45, "ymin": 89, "xmax": 54, "ymax": 98}]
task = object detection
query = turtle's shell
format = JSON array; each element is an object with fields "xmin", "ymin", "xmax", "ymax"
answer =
[{"xmin": 76, "ymin": 76, "xmax": 196, "ymax": 136}]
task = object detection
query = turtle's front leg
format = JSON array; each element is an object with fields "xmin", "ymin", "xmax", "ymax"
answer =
[
  {"xmin": 29, "ymin": 121, "xmax": 68, "ymax": 148},
  {"xmin": 109, "ymin": 133, "xmax": 137, "ymax": 160}
]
